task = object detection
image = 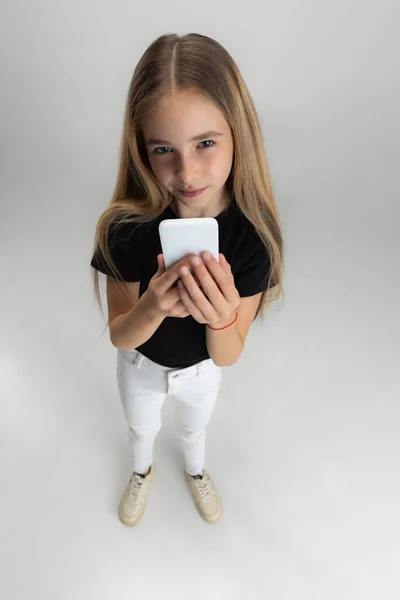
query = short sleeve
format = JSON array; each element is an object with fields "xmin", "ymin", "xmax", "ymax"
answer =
[
  {"xmin": 234, "ymin": 233, "xmax": 271, "ymax": 297},
  {"xmin": 90, "ymin": 222, "xmax": 141, "ymax": 282}
]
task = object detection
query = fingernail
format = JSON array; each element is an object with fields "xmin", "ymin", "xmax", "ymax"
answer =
[
  {"xmin": 180, "ymin": 267, "xmax": 189, "ymax": 276},
  {"xmin": 191, "ymin": 257, "xmax": 201, "ymax": 266},
  {"xmin": 203, "ymin": 252, "xmax": 211, "ymax": 261}
]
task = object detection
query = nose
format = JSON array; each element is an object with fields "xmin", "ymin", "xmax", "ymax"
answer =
[{"xmin": 176, "ymin": 154, "xmax": 197, "ymax": 186}]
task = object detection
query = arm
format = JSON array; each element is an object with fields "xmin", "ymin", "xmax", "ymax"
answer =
[
  {"xmin": 205, "ymin": 311, "xmax": 243, "ymax": 367},
  {"xmin": 205, "ymin": 294, "xmax": 262, "ymax": 367},
  {"xmin": 107, "ymin": 278, "xmax": 165, "ymax": 352},
  {"xmin": 110, "ymin": 297, "xmax": 165, "ymax": 352},
  {"xmin": 176, "ymin": 251, "xmax": 264, "ymax": 368}
]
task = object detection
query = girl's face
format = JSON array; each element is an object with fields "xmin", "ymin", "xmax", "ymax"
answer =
[{"xmin": 140, "ymin": 89, "xmax": 234, "ymax": 216}]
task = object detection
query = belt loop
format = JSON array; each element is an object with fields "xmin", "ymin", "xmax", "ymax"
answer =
[{"xmin": 134, "ymin": 353, "xmax": 144, "ymax": 368}]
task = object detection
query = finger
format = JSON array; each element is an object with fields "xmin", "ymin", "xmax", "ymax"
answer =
[
  {"xmin": 156, "ymin": 254, "xmax": 196, "ymax": 294},
  {"xmin": 219, "ymin": 254, "xmax": 231, "ymax": 271},
  {"xmin": 167, "ymin": 283, "xmax": 197, "ymax": 315},
  {"xmin": 201, "ymin": 252, "xmax": 238, "ymax": 304},
  {"xmin": 177, "ymin": 280, "xmax": 207, "ymax": 322},
  {"xmin": 152, "ymin": 254, "xmax": 166, "ymax": 279},
  {"xmin": 189, "ymin": 257, "xmax": 227, "ymax": 314},
  {"xmin": 179, "ymin": 264, "xmax": 216, "ymax": 322},
  {"xmin": 163, "ymin": 281, "xmax": 190, "ymax": 317},
  {"xmin": 192, "ymin": 271, "xmax": 203, "ymax": 289},
  {"xmin": 176, "ymin": 302, "xmax": 191, "ymax": 318},
  {"xmin": 166, "ymin": 284, "xmax": 183, "ymax": 306},
  {"xmin": 173, "ymin": 295, "xmax": 191, "ymax": 317}
]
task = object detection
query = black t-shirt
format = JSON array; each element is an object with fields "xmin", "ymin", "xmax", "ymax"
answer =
[{"xmin": 90, "ymin": 201, "xmax": 271, "ymax": 368}]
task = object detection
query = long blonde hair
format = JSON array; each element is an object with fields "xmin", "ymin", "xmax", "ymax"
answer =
[{"xmin": 92, "ymin": 33, "xmax": 284, "ymax": 324}]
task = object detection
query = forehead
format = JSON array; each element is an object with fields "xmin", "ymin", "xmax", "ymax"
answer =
[{"xmin": 141, "ymin": 89, "xmax": 230, "ymax": 141}]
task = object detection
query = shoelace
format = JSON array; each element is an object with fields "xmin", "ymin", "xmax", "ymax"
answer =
[
  {"xmin": 193, "ymin": 474, "xmax": 212, "ymax": 501},
  {"xmin": 128, "ymin": 474, "xmax": 144, "ymax": 501}
]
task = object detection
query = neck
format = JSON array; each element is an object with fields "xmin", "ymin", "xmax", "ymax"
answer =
[{"xmin": 171, "ymin": 190, "xmax": 231, "ymax": 219}]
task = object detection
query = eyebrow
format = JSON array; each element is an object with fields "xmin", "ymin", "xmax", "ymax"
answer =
[{"xmin": 145, "ymin": 130, "xmax": 223, "ymax": 146}]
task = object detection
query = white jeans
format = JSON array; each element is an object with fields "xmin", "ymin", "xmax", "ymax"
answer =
[{"xmin": 116, "ymin": 348, "xmax": 222, "ymax": 476}]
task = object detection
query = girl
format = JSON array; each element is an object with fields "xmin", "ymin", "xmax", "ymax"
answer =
[{"xmin": 90, "ymin": 33, "xmax": 283, "ymax": 526}]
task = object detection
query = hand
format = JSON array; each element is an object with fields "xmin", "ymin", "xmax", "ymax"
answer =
[
  {"xmin": 177, "ymin": 252, "xmax": 240, "ymax": 325},
  {"xmin": 142, "ymin": 254, "xmax": 194, "ymax": 320}
]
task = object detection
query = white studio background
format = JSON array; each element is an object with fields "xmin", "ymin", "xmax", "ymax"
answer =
[{"xmin": 1, "ymin": 1, "xmax": 399, "ymax": 599}]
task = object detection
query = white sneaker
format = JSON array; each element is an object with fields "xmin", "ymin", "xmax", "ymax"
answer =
[
  {"xmin": 185, "ymin": 470, "xmax": 222, "ymax": 524},
  {"xmin": 118, "ymin": 464, "xmax": 154, "ymax": 526}
]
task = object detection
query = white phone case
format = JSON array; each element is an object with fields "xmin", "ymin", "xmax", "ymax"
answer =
[{"xmin": 159, "ymin": 218, "xmax": 219, "ymax": 270}]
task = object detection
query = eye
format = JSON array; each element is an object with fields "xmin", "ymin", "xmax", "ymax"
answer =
[
  {"xmin": 153, "ymin": 147, "xmax": 172, "ymax": 155},
  {"xmin": 198, "ymin": 140, "xmax": 215, "ymax": 149}
]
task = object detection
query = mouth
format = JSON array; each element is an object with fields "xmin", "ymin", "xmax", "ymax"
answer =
[{"xmin": 179, "ymin": 187, "xmax": 207, "ymax": 198}]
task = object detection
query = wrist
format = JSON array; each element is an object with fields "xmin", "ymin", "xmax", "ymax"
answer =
[
  {"xmin": 207, "ymin": 310, "xmax": 237, "ymax": 330},
  {"xmin": 137, "ymin": 293, "xmax": 165, "ymax": 324}
]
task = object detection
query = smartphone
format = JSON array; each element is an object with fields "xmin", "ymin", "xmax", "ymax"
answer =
[{"xmin": 158, "ymin": 217, "xmax": 219, "ymax": 270}]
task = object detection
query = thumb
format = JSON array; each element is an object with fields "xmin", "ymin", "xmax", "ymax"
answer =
[{"xmin": 153, "ymin": 253, "xmax": 166, "ymax": 278}]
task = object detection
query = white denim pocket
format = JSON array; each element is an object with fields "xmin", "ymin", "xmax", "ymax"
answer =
[
  {"xmin": 188, "ymin": 359, "xmax": 222, "ymax": 394},
  {"xmin": 117, "ymin": 348, "xmax": 141, "ymax": 370}
]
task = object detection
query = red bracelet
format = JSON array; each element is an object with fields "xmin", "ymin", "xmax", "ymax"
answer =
[{"xmin": 206, "ymin": 311, "xmax": 238, "ymax": 330}]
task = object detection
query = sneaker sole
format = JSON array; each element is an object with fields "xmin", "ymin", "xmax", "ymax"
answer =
[
  {"xmin": 185, "ymin": 471, "xmax": 223, "ymax": 524},
  {"xmin": 118, "ymin": 464, "xmax": 155, "ymax": 527}
]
